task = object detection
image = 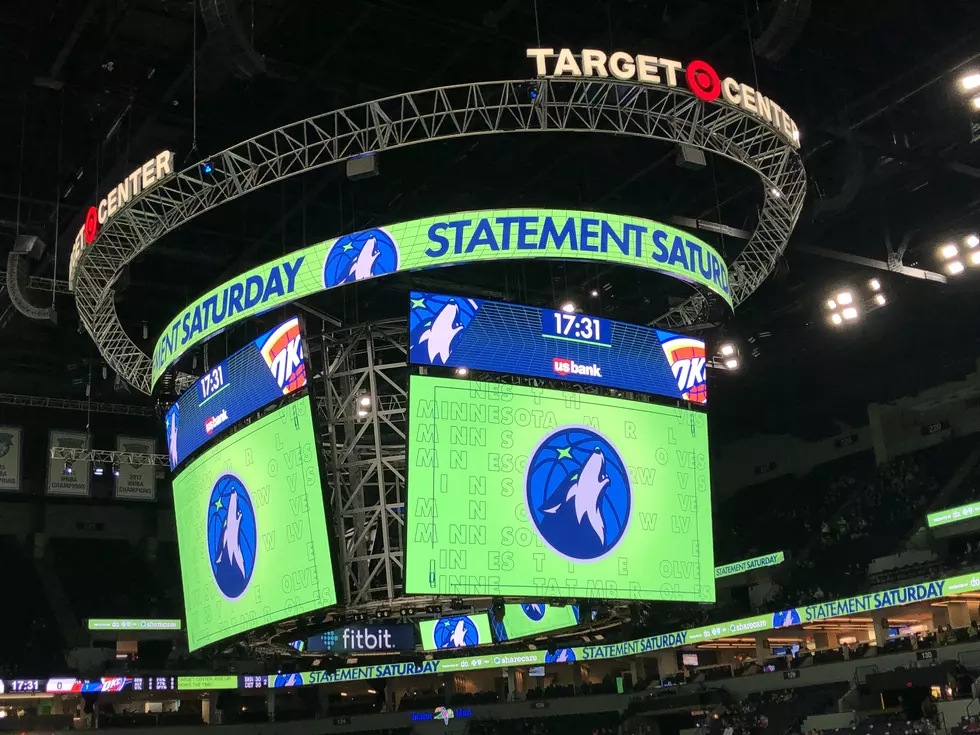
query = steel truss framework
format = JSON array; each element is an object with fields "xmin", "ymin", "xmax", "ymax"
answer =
[
  {"xmin": 50, "ymin": 446, "xmax": 169, "ymax": 467},
  {"xmin": 71, "ymin": 77, "xmax": 806, "ymax": 394}
]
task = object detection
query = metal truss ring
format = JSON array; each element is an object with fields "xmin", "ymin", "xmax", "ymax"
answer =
[{"xmin": 72, "ymin": 77, "xmax": 806, "ymax": 394}]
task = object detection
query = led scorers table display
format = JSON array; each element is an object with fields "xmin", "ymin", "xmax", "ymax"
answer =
[
  {"xmin": 172, "ymin": 398, "xmax": 338, "ymax": 650},
  {"xmin": 409, "ymin": 291, "xmax": 707, "ymax": 404},
  {"xmin": 405, "ymin": 376, "xmax": 713, "ymax": 601},
  {"xmin": 490, "ymin": 603, "xmax": 580, "ymax": 642},
  {"xmin": 419, "ymin": 614, "xmax": 494, "ymax": 651},
  {"xmin": 165, "ymin": 317, "xmax": 307, "ymax": 470}
]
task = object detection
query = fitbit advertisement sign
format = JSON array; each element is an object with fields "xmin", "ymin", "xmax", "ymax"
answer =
[{"xmin": 292, "ymin": 625, "xmax": 416, "ymax": 654}]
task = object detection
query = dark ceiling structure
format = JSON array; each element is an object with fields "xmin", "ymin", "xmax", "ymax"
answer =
[{"xmin": 2, "ymin": 0, "xmax": 980, "ymax": 442}]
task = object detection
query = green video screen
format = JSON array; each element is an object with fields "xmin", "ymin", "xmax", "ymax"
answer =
[
  {"xmin": 419, "ymin": 613, "xmax": 493, "ymax": 651},
  {"xmin": 491, "ymin": 603, "xmax": 580, "ymax": 641},
  {"xmin": 406, "ymin": 376, "xmax": 713, "ymax": 602},
  {"xmin": 173, "ymin": 398, "xmax": 338, "ymax": 650}
]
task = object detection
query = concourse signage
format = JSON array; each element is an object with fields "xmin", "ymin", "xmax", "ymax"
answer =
[{"xmin": 152, "ymin": 209, "xmax": 732, "ymax": 390}]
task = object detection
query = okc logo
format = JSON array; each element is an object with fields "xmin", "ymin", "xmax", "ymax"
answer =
[
  {"xmin": 259, "ymin": 317, "xmax": 306, "ymax": 395},
  {"xmin": 322, "ymin": 228, "xmax": 399, "ymax": 287},
  {"xmin": 658, "ymin": 334, "xmax": 707, "ymax": 404},
  {"xmin": 521, "ymin": 603, "xmax": 547, "ymax": 622},
  {"xmin": 432, "ymin": 616, "xmax": 479, "ymax": 649},
  {"xmin": 545, "ymin": 648, "xmax": 576, "ymax": 663},
  {"xmin": 525, "ymin": 426, "xmax": 632, "ymax": 562},
  {"xmin": 206, "ymin": 473, "xmax": 257, "ymax": 601}
]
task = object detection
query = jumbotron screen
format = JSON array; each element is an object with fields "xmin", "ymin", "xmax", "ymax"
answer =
[
  {"xmin": 490, "ymin": 603, "xmax": 580, "ymax": 642},
  {"xmin": 405, "ymin": 375, "xmax": 713, "ymax": 602},
  {"xmin": 173, "ymin": 398, "xmax": 338, "ymax": 650},
  {"xmin": 419, "ymin": 613, "xmax": 493, "ymax": 651}
]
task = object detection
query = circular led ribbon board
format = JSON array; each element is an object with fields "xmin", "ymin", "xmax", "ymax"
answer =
[{"xmin": 70, "ymin": 77, "xmax": 806, "ymax": 394}]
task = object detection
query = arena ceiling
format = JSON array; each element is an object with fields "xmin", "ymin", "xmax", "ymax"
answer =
[{"xmin": 2, "ymin": 0, "xmax": 980, "ymax": 441}]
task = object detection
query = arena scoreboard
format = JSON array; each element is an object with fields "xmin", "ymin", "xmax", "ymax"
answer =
[
  {"xmin": 419, "ymin": 613, "xmax": 494, "ymax": 651},
  {"xmin": 409, "ymin": 291, "xmax": 707, "ymax": 404},
  {"xmin": 490, "ymin": 603, "xmax": 580, "ymax": 642},
  {"xmin": 405, "ymin": 376, "xmax": 713, "ymax": 602}
]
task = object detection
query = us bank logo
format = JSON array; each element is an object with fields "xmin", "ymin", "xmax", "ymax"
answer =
[
  {"xmin": 521, "ymin": 603, "xmax": 547, "ymax": 622},
  {"xmin": 432, "ymin": 616, "xmax": 480, "ymax": 649},
  {"xmin": 206, "ymin": 473, "xmax": 258, "ymax": 600},
  {"xmin": 525, "ymin": 426, "xmax": 632, "ymax": 562},
  {"xmin": 322, "ymin": 228, "xmax": 400, "ymax": 287}
]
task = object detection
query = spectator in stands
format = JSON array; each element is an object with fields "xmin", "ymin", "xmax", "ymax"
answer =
[{"xmin": 968, "ymin": 620, "xmax": 978, "ymax": 639}]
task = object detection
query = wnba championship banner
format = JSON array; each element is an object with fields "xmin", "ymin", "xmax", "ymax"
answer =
[
  {"xmin": 46, "ymin": 430, "xmax": 91, "ymax": 496},
  {"xmin": 0, "ymin": 426, "xmax": 22, "ymax": 492},
  {"xmin": 152, "ymin": 209, "xmax": 732, "ymax": 390},
  {"xmin": 114, "ymin": 436, "xmax": 157, "ymax": 501}
]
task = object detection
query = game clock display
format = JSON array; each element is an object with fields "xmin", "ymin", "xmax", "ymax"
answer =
[
  {"xmin": 405, "ymin": 375, "xmax": 714, "ymax": 602},
  {"xmin": 408, "ymin": 291, "xmax": 707, "ymax": 404}
]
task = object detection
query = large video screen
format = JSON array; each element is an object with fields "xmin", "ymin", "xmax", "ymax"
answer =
[
  {"xmin": 409, "ymin": 291, "xmax": 707, "ymax": 404},
  {"xmin": 173, "ymin": 398, "xmax": 337, "ymax": 650},
  {"xmin": 419, "ymin": 613, "xmax": 493, "ymax": 651},
  {"xmin": 405, "ymin": 375, "xmax": 713, "ymax": 601},
  {"xmin": 490, "ymin": 603, "xmax": 580, "ymax": 642},
  {"xmin": 165, "ymin": 317, "xmax": 308, "ymax": 470}
]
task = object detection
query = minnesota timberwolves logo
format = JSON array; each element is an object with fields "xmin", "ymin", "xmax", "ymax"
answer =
[
  {"xmin": 408, "ymin": 292, "xmax": 480, "ymax": 365},
  {"xmin": 206, "ymin": 473, "xmax": 258, "ymax": 600},
  {"xmin": 525, "ymin": 426, "xmax": 632, "ymax": 562},
  {"xmin": 322, "ymin": 228, "xmax": 399, "ymax": 287},
  {"xmin": 545, "ymin": 648, "xmax": 576, "ymax": 663},
  {"xmin": 432, "ymin": 616, "xmax": 480, "ymax": 649},
  {"xmin": 521, "ymin": 603, "xmax": 547, "ymax": 622}
]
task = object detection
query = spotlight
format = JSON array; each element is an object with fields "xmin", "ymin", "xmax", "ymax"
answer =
[
  {"xmin": 720, "ymin": 343, "xmax": 735, "ymax": 357},
  {"xmin": 202, "ymin": 160, "xmax": 214, "ymax": 175},
  {"xmin": 358, "ymin": 395, "xmax": 371, "ymax": 407},
  {"xmin": 869, "ymin": 278, "xmax": 881, "ymax": 292},
  {"xmin": 836, "ymin": 291, "xmax": 853, "ymax": 305},
  {"xmin": 590, "ymin": 289, "xmax": 599, "ymax": 297},
  {"xmin": 770, "ymin": 187, "xmax": 782, "ymax": 198},
  {"xmin": 961, "ymin": 73, "xmax": 980, "ymax": 91},
  {"xmin": 112, "ymin": 463, "xmax": 120, "ymax": 477},
  {"xmin": 940, "ymin": 243, "xmax": 959, "ymax": 259},
  {"xmin": 842, "ymin": 306, "xmax": 858, "ymax": 320},
  {"xmin": 93, "ymin": 464, "xmax": 104, "ymax": 477},
  {"xmin": 63, "ymin": 461, "xmax": 73, "ymax": 476},
  {"xmin": 560, "ymin": 302, "xmax": 576, "ymax": 313},
  {"xmin": 971, "ymin": 251, "xmax": 980, "ymax": 266},
  {"xmin": 967, "ymin": 235, "xmax": 980, "ymax": 248},
  {"xmin": 948, "ymin": 261, "xmax": 965, "ymax": 275},
  {"xmin": 528, "ymin": 85, "xmax": 539, "ymax": 101},
  {"xmin": 874, "ymin": 293, "xmax": 887, "ymax": 306},
  {"xmin": 792, "ymin": 129, "xmax": 800, "ymax": 143},
  {"xmin": 973, "ymin": 96, "xmax": 980, "ymax": 110},
  {"xmin": 455, "ymin": 367, "xmax": 469, "ymax": 377},
  {"xmin": 357, "ymin": 409, "xmax": 368, "ymax": 418},
  {"xmin": 826, "ymin": 299, "xmax": 837, "ymax": 310},
  {"xmin": 830, "ymin": 313, "xmax": 843, "ymax": 325},
  {"xmin": 724, "ymin": 358, "xmax": 738, "ymax": 370}
]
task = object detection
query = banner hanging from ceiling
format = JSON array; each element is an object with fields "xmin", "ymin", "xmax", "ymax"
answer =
[
  {"xmin": 0, "ymin": 426, "xmax": 22, "ymax": 492},
  {"xmin": 46, "ymin": 430, "xmax": 91, "ymax": 496},
  {"xmin": 114, "ymin": 436, "xmax": 157, "ymax": 501},
  {"xmin": 151, "ymin": 209, "xmax": 732, "ymax": 391}
]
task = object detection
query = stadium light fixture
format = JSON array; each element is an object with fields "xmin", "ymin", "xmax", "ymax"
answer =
[
  {"xmin": 941, "ymin": 243, "xmax": 959, "ymax": 259},
  {"xmin": 974, "ymin": 95, "xmax": 980, "ymax": 110},
  {"xmin": 455, "ymin": 367, "xmax": 469, "ymax": 376},
  {"xmin": 93, "ymin": 464, "xmax": 104, "ymax": 477},
  {"xmin": 826, "ymin": 299, "xmax": 836, "ymax": 310},
  {"xmin": 875, "ymin": 293, "xmax": 887, "ymax": 306},
  {"xmin": 830, "ymin": 313, "xmax": 843, "ymax": 325},
  {"xmin": 358, "ymin": 395, "xmax": 371, "ymax": 407},
  {"xmin": 869, "ymin": 278, "xmax": 881, "ymax": 292},
  {"xmin": 724, "ymin": 358, "xmax": 738, "ymax": 370},
  {"xmin": 770, "ymin": 187, "xmax": 782, "ymax": 198},
  {"xmin": 967, "ymin": 234, "xmax": 980, "ymax": 248},
  {"xmin": 63, "ymin": 461, "xmax": 73, "ymax": 475},
  {"xmin": 720, "ymin": 343, "xmax": 735, "ymax": 357},
  {"xmin": 836, "ymin": 291, "xmax": 853, "ymax": 305},
  {"xmin": 357, "ymin": 409, "xmax": 368, "ymax": 418},
  {"xmin": 842, "ymin": 306, "xmax": 858, "ymax": 320},
  {"xmin": 962, "ymin": 73, "xmax": 980, "ymax": 91},
  {"xmin": 561, "ymin": 302, "xmax": 576, "ymax": 313},
  {"xmin": 971, "ymin": 251, "xmax": 980, "ymax": 266},
  {"xmin": 590, "ymin": 289, "xmax": 599, "ymax": 297},
  {"xmin": 948, "ymin": 261, "xmax": 965, "ymax": 275}
]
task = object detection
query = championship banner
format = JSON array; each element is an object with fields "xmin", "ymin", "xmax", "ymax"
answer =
[
  {"xmin": 114, "ymin": 436, "xmax": 157, "ymax": 501},
  {"xmin": 46, "ymin": 430, "xmax": 91, "ymax": 496},
  {"xmin": 0, "ymin": 426, "xmax": 22, "ymax": 492},
  {"xmin": 152, "ymin": 209, "xmax": 732, "ymax": 390}
]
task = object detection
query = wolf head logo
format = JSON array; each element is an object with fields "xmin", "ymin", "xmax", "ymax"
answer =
[{"xmin": 416, "ymin": 301, "xmax": 463, "ymax": 364}]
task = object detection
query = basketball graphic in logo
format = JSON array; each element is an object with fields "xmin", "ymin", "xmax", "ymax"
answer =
[
  {"xmin": 432, "ymin": 616, "xmax": 479, "ymax": 649},
  {"xmin": 206, "ymin": 473, "xmax": 257, "ymax": 600},
  {"xmin": 322, "ymin": 228, "xmax": 399, "ymax": 288}
]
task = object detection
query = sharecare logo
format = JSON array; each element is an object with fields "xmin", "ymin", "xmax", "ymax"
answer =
[
  {"xmin": 204, "ymin": 409, "xmax": 229, "ymax": 434},
  {"xmin": 553, "ymin": 358, "xmax": 602, "ymax": 377}
]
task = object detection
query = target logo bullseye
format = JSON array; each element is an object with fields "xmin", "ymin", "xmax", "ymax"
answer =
[
  {"xmin": 84, "ymin": 206, "xmax": 99, "ymax": 244},
  {"xmin": 685, "ymin": 60, "xmax": 721, "ymax": 102}
]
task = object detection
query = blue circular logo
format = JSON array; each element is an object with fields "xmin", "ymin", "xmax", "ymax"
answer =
[
  {"xmin": 206, "ymin": 473, "xmax": 257, "ymax": 600},
  {"xmin": 545, "ymin": 648, "xmax": 576, "ymax": 663},
  {"xmin": 433, "ymin": 616, "xmax": 480, "ymax": 649},
  {"xmin": 525, "ymin": 426, "xmax": 632, "ymax": 562},
  {"xmin": 521, "ymin": 603, "xmax": 547, "ymax": 622},
  {"xmin": 322, "ymin": 228, "xmax": 400, "ymax": 287}
]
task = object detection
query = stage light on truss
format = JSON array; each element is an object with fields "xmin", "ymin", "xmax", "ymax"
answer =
[
  {"xmin": 836, "ymin": 291, "xmax": 853, "ymax": 305},
  {"xmin": 560, "ymin": 302, "xmax": 576, "ymax": 313},
  {"xmin": 826, "ymin": 299, "xmax": 837, "ymax": 310},
  {"xmin": 724, "ymin": 358, "xmax": 738, "ymax": 370},
  {"xmin": 112, "ymin": 463, "xmax": 120, "ymax": 477},
  {"xmin": 358, "ymin": 395, "xmax": 372, "ymax": 407},
  {"xmin": 455, "ymin": 367, "xmax": 469, "ymax": 377},
  {"xmin": 940, "ymin": 243, "xmax": 959, "ymax": 259},
  {"xmin": 357, "ymin": 409, "xmax": 368, "ymax": 418},
  {"xmin": 830, "ymin": 313, "xmax": 843, "ymax": 326},
  {"xmin": 590, "ymin": 289, "xmax": 599, "ymax": 297},
  {"xmin": 973, "ymin": 95, "xmax": 980, "ymax": 110},
  {"xmin": 967, "ymin": 234, "xmax": 980, "ymax": 248},
  {"xmin": 869, "ymin": 278, "xmax": 881, "ymax": 292},
  {"xmin": 842, "ymin": 306, "xmax": 858, "ymax": 320},
  {"xmin": 93, "ymin": 464, "xmax": 104, "ymax": 477},
  {"xmin": 720, "ymin": 343, "xmax": 735, "ymax": 357},
  {"xmin": 971, "ymin": 251, "xmax": 980, "ymax": 266},
  {"xmin": 63, "ymin": 461, "xmax": 73, "ymax": 476},
  {"xmin": 202, "ymin": 159, "xmax": 214, "ymax": 175},
  {"xmin": 770, "ymin": 187, "xmax": 782, "ymax": 198},
  {"xmin": 961, "ymin": 73, "xmax": 980, "ymax": 92},
  {"xmin": 874, "ymin": 293, "xmax": 887, "ymax": 306},
  {"xmin": 948, "ymin": 260, "xmax": 965, "ymax": 275}
]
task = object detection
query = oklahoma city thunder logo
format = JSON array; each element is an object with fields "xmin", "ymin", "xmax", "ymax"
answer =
[
  {"xmin": 206, "ymin": 473, "xmax": 257, "ymax": 600},
  {"xmin": 322, "ymin": 228, "xmax": 399, "ymax": 287},
  {"xmin": 658, "ymin": 333, "xmax": 707, "ymax": 404},
  {"xmin": 259, "ymin": 317, "xmax": 306, "ymax": 394},
  {"xmin": 432, "ymin": 616, "xmax": 479, "ymax": 649},
  {"xmin": 521, "ymin": 603, "xmax": 547, "ymax": 622},
  {"xmin": 525, "ymin": 426, "xmax": 632, "ymax": 562}
]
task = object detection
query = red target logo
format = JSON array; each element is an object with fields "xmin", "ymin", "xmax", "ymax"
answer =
[
  {"xmin": 686, "ymin": 60, "xmax": 721, "ymax": 102},
  {"xmin": 84, "ymin": 206, "xmax": 99, "ymax": 244}
]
